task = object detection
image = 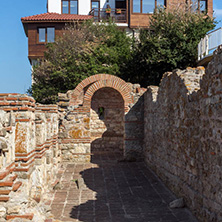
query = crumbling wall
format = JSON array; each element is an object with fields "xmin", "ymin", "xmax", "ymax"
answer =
[
  {"xmin": 144, "ymin": 48, "xmax": 222, "ymax": 222},
  {"xmin": 58, "ymin": 74, "xmax": 146, "ymax": 162},
  {"xmin": 125, "ymin": 84, "xmax": 146, "ymax": 160},
  {"xmin": 0, "ymin": 94, "xmax": 60, "ymax": 221}
]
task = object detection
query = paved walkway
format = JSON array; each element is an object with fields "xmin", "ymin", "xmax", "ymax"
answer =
[{"xmin": 50, "ymin": 153, "xmax": 197, "ymax": 222}]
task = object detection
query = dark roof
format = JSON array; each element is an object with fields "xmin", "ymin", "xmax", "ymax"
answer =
[{"xmin": 21, "ymin": 12, "xmax": 93, "ymax": 22}]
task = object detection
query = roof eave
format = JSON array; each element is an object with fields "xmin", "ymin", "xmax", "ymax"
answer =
[
  {"xmin": 21, "ymin": 19, "xmax": 92, "ymax": 23},
  {"xmin": 21, "ymin": 20, "xmax": 28, "ymax": 37}
]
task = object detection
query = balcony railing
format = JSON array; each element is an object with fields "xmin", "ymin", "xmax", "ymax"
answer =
[
  {"xmin": 198, "ymin": 28, "xmax": 222, "ymax": 60},
  {"xmin": 89, "ymin": 8, "xmax": 127, "ymax": 23}
]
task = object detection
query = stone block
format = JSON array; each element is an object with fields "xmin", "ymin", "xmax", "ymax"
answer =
[
  {"xmin": 7, "ymin": 204, "xmax": 21, "ymax": 215},
  {"xmin": 0, "ymin": 129, "xmax": 6, "ymax": 137}
]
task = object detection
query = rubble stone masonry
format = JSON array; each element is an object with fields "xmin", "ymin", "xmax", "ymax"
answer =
[
  {"xmin": 1, "ymin": 47, "xmax": 222, "ymax": 221},
  {"xmin": 58, "ymin": 74, "xmax": 146, "ymax": 162},
  {"xmin": 0, "ymin": 94, "xmax": 60, "ymax": 221},
  {"xmin": 144, "ymin": 47, "xmax": 222, "ymax": 222}
]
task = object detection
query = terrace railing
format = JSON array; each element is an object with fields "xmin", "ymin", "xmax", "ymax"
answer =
[
  {"xmin": 89, "ymin": 8, "xmax": 127, "ymax": 23},
  {"xmin": 198, "ymin": 28, "xmax": 222, "ymax": 60}
]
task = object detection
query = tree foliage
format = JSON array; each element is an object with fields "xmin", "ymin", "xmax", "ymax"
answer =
[
  {"xmin": 30, "ymin": 21, "xmax": 132, "ymax": 104},
  {"xmin": 124, "ymin": 5, "xmax": 215, "ymax": 86},
  {"xmin": 29, "ymin": 6, "xmax": 215, "ymax": 103}
]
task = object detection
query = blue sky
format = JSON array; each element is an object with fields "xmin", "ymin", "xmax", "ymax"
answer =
[{"xmin": 0, "ymin": 0, "xmax": 222, "ymax": 93}]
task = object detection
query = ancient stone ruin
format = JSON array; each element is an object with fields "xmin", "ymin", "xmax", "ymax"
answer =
[
  {"xmin": 1, "ymin": 48, "xmax": 222, "ymax": 221},
  {"xmin": 58, "ymin": 74, "xmax": 146, "ymax": 162}
]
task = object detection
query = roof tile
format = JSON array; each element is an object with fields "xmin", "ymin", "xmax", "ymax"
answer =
[{"xmin": 21, "ymin": 13, "xmax": 93, "ymax": 22}]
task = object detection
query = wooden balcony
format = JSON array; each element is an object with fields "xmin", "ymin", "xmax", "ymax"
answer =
[{"xmin": 89, "ymin": 8, "xmax": 127, "ymax": 24}]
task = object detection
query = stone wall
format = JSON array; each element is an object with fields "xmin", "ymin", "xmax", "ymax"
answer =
[
  {"xmin": 125, "ymin": 84, "xmax": 145, "ymax": 160},
  {"xmin": 90, "ymin": 87, "xmax": 124, "ymax": 154},
  {"xmin": 1, "ymin": 53, "xmax": 222, "ymax": 221},
  {"xmin": 144, "ymin": 48, "xmax": 222, "ymax": 222},
  {"xmin": 0, "ymin": 94, "xmax": 60, "ymax": 221},
  {"xmin": 58, "ymin": 74, "xmax": 146, "ymax": 162}
]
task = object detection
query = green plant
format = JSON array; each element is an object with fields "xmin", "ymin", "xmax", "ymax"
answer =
[
  {"xmin": 116, "ymin": 9, "xmax": 121, "ymax": 14},
  {"xmin": 29, "ymin": 21, "xmax": 132, "ymax": 104},
  {"xmin": 105, "ymin": 8, "xmax": 111, "ymax": 13},
  {"xmin": 123, "ymin": 5, "xmax": 215, "ymax": 86}
]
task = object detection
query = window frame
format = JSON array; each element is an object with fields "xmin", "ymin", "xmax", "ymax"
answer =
[
  {"xmin": 37, "ymin": 27, "xmax": 55, "ymax": 44},
  {"xmin": 61, "ymin": 0, "xmax": 78, "ymax": 14},
  {"xmin": 132, "ymin": 0, "xmax": 166, "ymax": 14},
  {"xmin": 91, "ymin": 0, "xmax": 100, "ymax": 11},
  {"xmin": 199, "ymin": 0, "xmax": 207, "ymax": 13},
  {"xmin": 38, "ymin": 28, "xmax": 46, "ymax": 44},
  {"xmin": 191, "ymin": 0, "xmax": 208, "ymax": 13}
]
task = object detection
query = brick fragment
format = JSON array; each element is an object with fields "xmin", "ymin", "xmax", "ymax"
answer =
[
  {"xmin": 0, "ymin": 196, "xmax": 9, "ymax": 202},
  {"xmin": 6, "ymin": 213, "xmax": 34, "ymax": 220},
  {"xmin": 12, "ymin": 181, "xmax": 22, "ymax": 191}
]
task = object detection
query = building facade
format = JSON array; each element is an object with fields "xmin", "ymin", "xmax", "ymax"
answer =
[{"xmin": 21, "ymin": 0, "xmax": 213, "ymax": 65}]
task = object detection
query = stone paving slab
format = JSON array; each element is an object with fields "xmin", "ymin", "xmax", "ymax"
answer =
[{"xmin": 50, "ymin": 153, "xmax": 198, "ymax": 222}]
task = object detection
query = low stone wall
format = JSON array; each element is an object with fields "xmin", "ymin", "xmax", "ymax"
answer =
[
  {"xmin": 4, "ymin": 57, "xmax": 222, "ymax": 221},
  {"xmin": 0, "ymin": 94, "xmax": 60, "ymax": 221},
  {"xmin": 144, "ymin": 48, "xmax": 222, "ymax": 222}
]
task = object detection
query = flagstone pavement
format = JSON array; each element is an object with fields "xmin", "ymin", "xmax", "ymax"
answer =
[{"xmin": 49, "ymin": 153, "xmax": 198, "ymax": 222}]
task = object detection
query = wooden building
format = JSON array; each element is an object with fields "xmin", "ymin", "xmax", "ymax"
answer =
[
  {"xmin": 22, "ymin": 13, "xmax": 92, "ymax": 65},
  {"xmin": 21, "ymin": 0, "xmax": 213, "ymax": 65}
]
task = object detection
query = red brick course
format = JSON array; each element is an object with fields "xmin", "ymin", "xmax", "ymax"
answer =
[
  {"xmin": 69, "ymin": 74, "xmax": 132, "ymax": 109},
  {"xmin": 6, "ymin": 213, "xmax": 34, "ymax": 220}
]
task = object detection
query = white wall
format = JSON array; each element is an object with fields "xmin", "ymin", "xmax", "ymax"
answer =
[
  {"xmin": 47, "ymin": 0, "xmax": 117, "ymax": 15},
  {"xmin": 48, "ymin": 0, "xmax": 61, "ymax": 13},
  {"xmin": 103, "ymin": 0, "xmax": 115, "ymax": 9},
  {"xmin": 79, "ymin": 0, "xmax": 116, "ymax": 14},
  {"xmin": 79, "ymin": 0, "xmax": 91, "ymax": 15}
]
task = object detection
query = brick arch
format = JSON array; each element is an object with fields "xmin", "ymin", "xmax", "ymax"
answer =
[
  {"xmin": 83, "ymin": 79, "xmax": 132, "ymax": 112},
  {"xmin": 68, "ymin": 74, "xmax": 131, "ymax": 106}
]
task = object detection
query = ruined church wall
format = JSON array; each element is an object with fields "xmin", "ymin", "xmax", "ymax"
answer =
[
  {"xmin": 124, "ymin": 84, "xmax": 146, "ymax": 160},
  {"xmin": 0, "ymin": 94, "xmax": 60, "ymax": 221},
  {"xmin": 58, "ymin": 75, "xmax": 146, "ymax": 162},
  {"xmin": 144, "ymin": 49, "xmax": 222, "ymax": 222}
]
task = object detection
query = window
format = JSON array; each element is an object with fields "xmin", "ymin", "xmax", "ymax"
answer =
[
  {"xmin": 191, "ymin": 0, "xmax": 207, "ymax": 13},
  {"xmin": 133, "ymin": 0, "xmax": 166, "ymax": 14},
  {"xmin": 47, "ymin": 27, "xmax": 55, "ymax": 43},
  {"xmin": 142, "ymin": 0, "xmax": 155, "ymax": 13},
  {"xmin": 62, "ymin": 0, "xmax": 78, "ymax": 14},
  {"xmin": 156, "ymin": 0, "xmax": 165, "ymax": 8},
  {"xmin": 38, "ymin": 27, "xmax": 55, "ymax": 43},
  {"xmin": 62, "ymin": 0, "xmax": 69, "ymax": 13},
  {"xmin": 39, "ymin": 28, "xmax": 46, "ymax": 43},
  {"xmin": 91, "ymin": 0, "xmax": 100, "ymax": 18},
  {"xmin": 133, "ymin": 0, "xmax": 141, "ymax": 13},
  {"xmin": 200, "ymin": 0, "xmax": 207, "ymax": 12},
  {"xmin": 91, "ymin": 0, "xmax": 100, "ymax": 10}
]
